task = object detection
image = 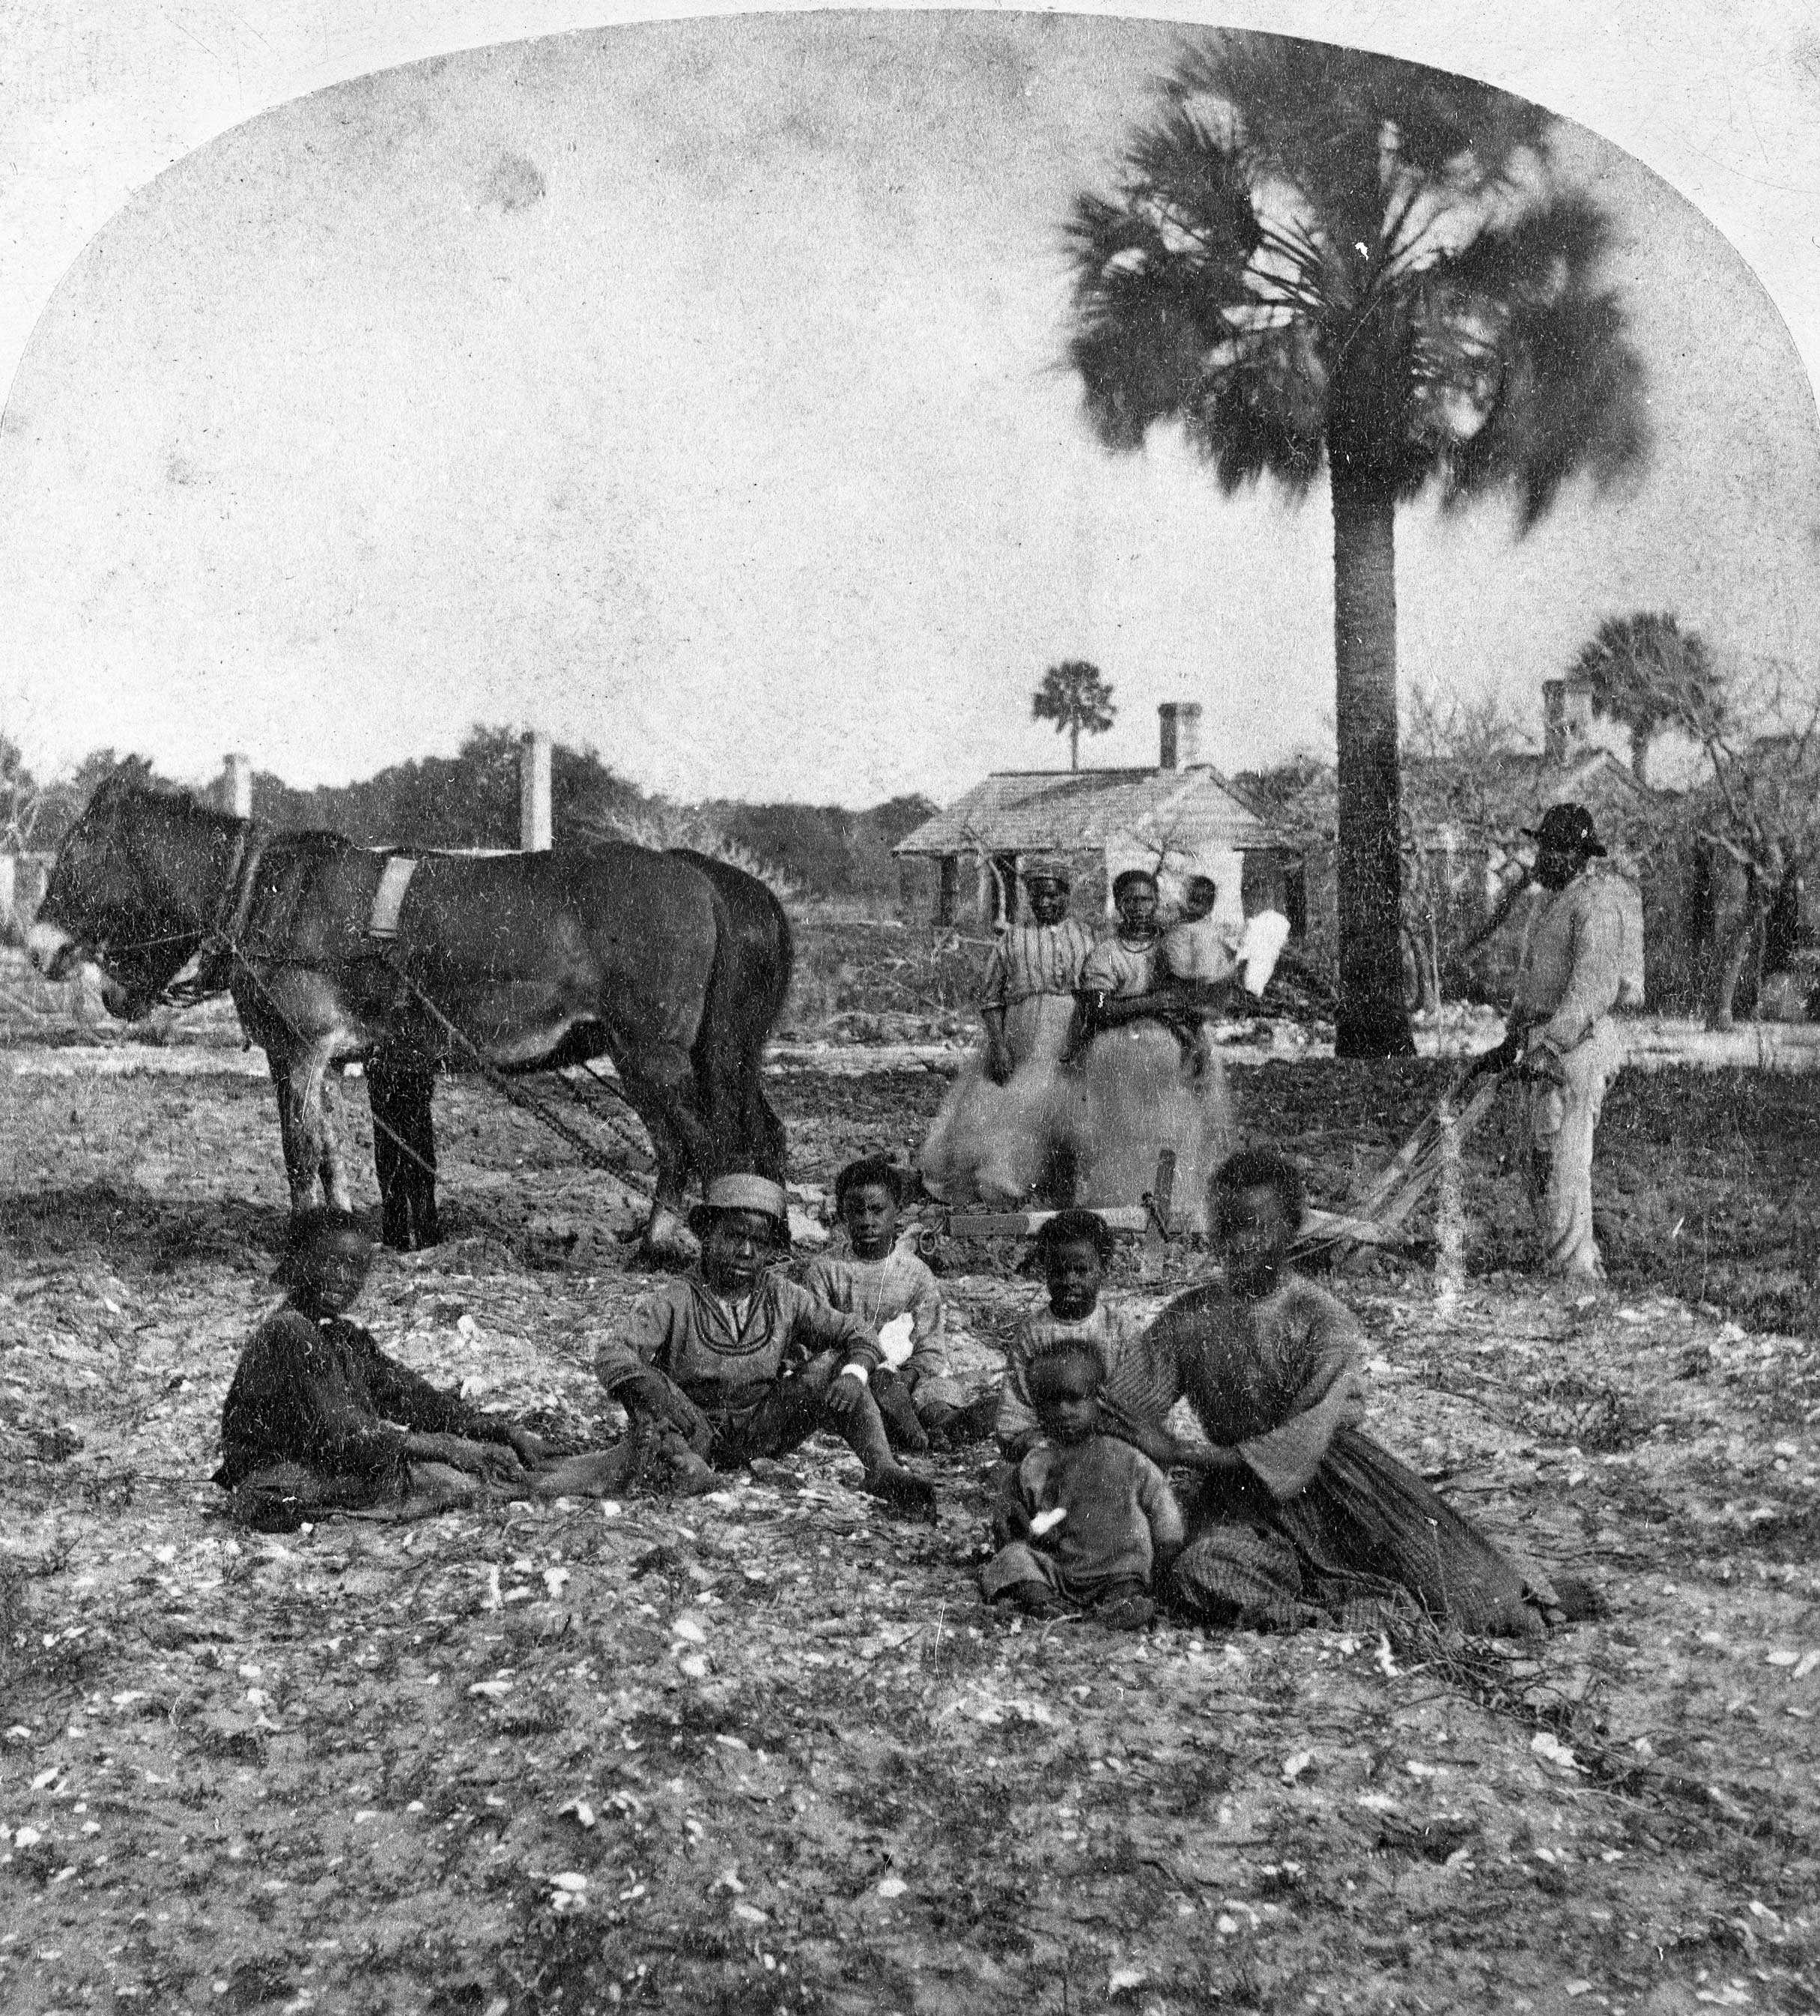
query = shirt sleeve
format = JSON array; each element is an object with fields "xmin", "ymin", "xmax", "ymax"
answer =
[
  {"xmin": 1133, "ymin": 1452, "xmax": 1186, "ymax": 1554},
  {"xmin": 1233, "ymin": 1286, "xmax": 1365, "ymax": 1500},
  {"xmin": 595, "ymin": 1291, "xmax": 674, "ymax": 1395},
  {"xmin": 779, "ymin": 1280, "xmax": 882, "ymax": 1371},
  {"xmin": 800, "ymin": 1256, "xmax": 844, "ymax": 1309},
  {"xmin": 1079, "ymin": 941, "xmax": 1120, "ymax": 995},
  {"xmin": 995, "ymin": 1317, "xmax": 1043, "ymax": 1457},
  {"xmin": 354, "ymin": 1328, "xmax": 491, "ymax": 1441},
  {"xmin": 903, "ymin": 1259, "xmax": 947, "ymax": 1381},
  {"xmin": 1538, "ymin": 889, "xmax": 1625, "ymax": 1052},
  {"xmin": 1013, "ymin": 1447, "xmax": 1049, "ymax": 1517}
]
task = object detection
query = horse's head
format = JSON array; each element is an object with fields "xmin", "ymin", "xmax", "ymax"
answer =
[{"xmin": 28, "ymin": 768, "xmax": 220, "ymax": 1019}]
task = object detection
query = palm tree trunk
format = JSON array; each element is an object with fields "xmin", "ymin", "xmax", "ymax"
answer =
[{"xmin": 1329, "ymin": 462, "xmax": 1415, "ymax": 1058}]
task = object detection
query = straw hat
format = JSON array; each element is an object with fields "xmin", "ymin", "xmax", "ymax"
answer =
[{"xmin": 688, "ymin": 1174, "xmax": 790, "ymax": 1241}]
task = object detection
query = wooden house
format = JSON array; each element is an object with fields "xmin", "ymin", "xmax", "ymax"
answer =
[{"xmin": 893, "ymin": 703, "xmax": 1291, "ymax": 930}]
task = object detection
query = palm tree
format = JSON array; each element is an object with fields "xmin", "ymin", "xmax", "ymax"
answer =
[
  {"xmin": 1032, "ymin": 659, "xmax": 1117, "ymax": 771},
  {"xmin": 1571, "ymin": 611, "xmax": 1717, "ymax": 786},
  {"xmin": 1065, "ymin": 34, "xmax": 1648, "ymax": 1056}
]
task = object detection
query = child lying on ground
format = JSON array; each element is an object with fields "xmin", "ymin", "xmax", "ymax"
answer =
[
  {"xmin": 981, "ymin": 1339, "xmax": 1184, "ymax": 1631},
  {"xmin": 802, "ymin": 1157, "xmax": 996, "ymax": 1452},
  {"xmin": 995, "ymin": 1210, "xmax": 1150, "ymax": 1465},
  {"xmin": 595, "ymin": 1175, "xmax": 938, "ymax": 1521},
  {"xmin": 215, "ymin": 1208, "xmax": 609, "ymax": 1531}
]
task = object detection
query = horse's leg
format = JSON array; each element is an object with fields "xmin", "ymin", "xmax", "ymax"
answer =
[
  {"xmin": 275, "ymin": 1042, "xmax": 349, "ymax": 1218},
  {"xmin": 616, "ymin": 1041, "xmax": 712, "ymax": 1268},
  {"xmin": 404, "ymin": 1067, "xmax": 439, "ymax": 1247},
  {"xmin": 367, "ymin": 1056, "xmax": 411, "ymax": 1250},
  {"xmin": 750, "ymin": 1080, "xmax": 789, "ymax": 1184},
  {"xmin": 313, "ymin": 1056, "xmax": 354, "ymax": 1213},
  {"xmin": 267, "ymin": 1051, "xmax": 319, "ymax": 1216}
]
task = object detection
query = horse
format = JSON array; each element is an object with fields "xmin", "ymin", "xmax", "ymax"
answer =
[
  {"xmin": 354, "ymin": 844, "xmax": 796, "ymax": 1253},
  {"xmin": 27, "ymin": 771, "xmax": 792, "ymax": 1264}
]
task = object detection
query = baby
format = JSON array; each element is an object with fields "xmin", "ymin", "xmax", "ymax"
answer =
[
  {"xmin": 1159, "ymin": 874, "xmax": 1241, "ymax": 1077},
  {"xmin": 980, "ymin": 1339, "xmax": 1185, "ymax": 1631},
  {"xmin": 1160, "ymin": 874, "xmax": 1241, "ymax": 987}
]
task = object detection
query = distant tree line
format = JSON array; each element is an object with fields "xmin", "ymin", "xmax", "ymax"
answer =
[{"xmin": 3, "ymin": 724, "xmax": 934, "ymax": 908}]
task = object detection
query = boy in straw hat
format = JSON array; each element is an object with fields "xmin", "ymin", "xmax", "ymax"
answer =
[
  {"xmin": 595, "ymin": 1175, "xmax": 938, "ymax": 1519},
  {"xmin": 978, "ymin": 856, "xmax": 1096, "ymax": 1082}
]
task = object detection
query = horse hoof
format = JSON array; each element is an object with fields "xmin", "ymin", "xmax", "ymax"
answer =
[{"xmin": 633, "ymin": 1222, "xmax": 700, "ymax": 1273}]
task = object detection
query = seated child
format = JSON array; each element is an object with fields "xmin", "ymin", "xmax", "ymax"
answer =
[
  {"xmin": 980, "ymin": 1339, "xmax": 1184, "ymax": 1631},
  {"xmin": 995, "ymin": 1210, "xmax": 1150, "ymax": 1466},
  {"xmin": 596, "ymin": 1175, "xmax": 938, "ymax": 1520},
  {"xmin": 216, "ymin": 1208, "xmax": 554, "ymax": 1532},
  {"xmin": 803, "ymin": 1157, "xmax": 992, "ymax": 1453}
]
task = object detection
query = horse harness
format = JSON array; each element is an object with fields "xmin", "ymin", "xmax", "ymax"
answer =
[{"xmin": 188, "ymin": 826, "xmax": 658, "ymax": 1200}]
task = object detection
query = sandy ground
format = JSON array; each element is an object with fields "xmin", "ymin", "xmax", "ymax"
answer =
[{"xmin": 2, "ymin": 1059, "xmax": 1819, "ymax": 2016}]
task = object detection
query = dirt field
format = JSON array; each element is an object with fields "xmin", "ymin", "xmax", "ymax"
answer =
[{"xmin": 3, "ymin": 1050, "xmax": 1819, "ymax": 2015}]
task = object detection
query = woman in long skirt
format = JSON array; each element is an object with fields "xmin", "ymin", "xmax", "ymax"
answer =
[{"xmin": 1093, "ymin": 1148, "xmax": 1593, "ymax": 1637}]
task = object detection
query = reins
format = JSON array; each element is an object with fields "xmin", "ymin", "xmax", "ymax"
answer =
[{"xmin": 64, "ymin": 804, "xmax": 662, "ymax": 1202}]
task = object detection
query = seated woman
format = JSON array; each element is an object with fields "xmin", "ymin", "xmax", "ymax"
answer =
[
  {"xmin": 1091, "ymin": 1148, "xmax": 1595, "ymax": 1637},
  {"xmin": 215, "ymin": 1208, "xmax": 595, "ymax": 1531}
]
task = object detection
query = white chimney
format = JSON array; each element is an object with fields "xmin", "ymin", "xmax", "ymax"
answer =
[
  {"xmin": 520, "ymin": 730, "xmax": 553, "ymax": 851},
  {"xmin": 1159, "ymin": 701, "xmax": 1202, "ymax": 771},
  {"xmin": 1541, "ymin": 679, "xmax": 1592, "ymax": 766},
  {"xmin": 219, "ymin": 752, "xmax": 252, "ymax": 818}
]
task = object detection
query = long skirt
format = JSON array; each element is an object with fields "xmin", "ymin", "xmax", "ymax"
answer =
[
  {"xmin": 919, "ymin": 1023, "xmax": 1233, "ymax": 1227},
  {"xmin": 1171, "ymin": 1426, "xmax": 1554, "ymax": 1638}
]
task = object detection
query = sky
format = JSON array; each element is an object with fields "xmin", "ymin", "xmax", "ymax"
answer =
[{"xmin": 0, "ymin": 3, "xmax": 1816, "ymax": 808}]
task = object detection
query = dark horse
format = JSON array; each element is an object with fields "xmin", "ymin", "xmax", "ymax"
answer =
[
  {"xmin": 28, "ymin": 772, "xmax": 792, "ymax": 1263},
  {"xmin": 357, "ymin": 847, "xmax": 794, "ymax": 1250}
]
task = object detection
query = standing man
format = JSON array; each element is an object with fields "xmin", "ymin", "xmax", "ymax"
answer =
[
  {"xmin": 979, "ymin": 857, "xmax": 1097, "ymax": 1083},
  {"xmin": 1469, "ymin": 805, "xmax": 1628, "ymax": 1280}
]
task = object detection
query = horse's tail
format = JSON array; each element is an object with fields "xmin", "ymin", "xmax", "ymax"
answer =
[{"xmin": 676, "ymin": 850, "xmax": 792, "ymax": 1183}]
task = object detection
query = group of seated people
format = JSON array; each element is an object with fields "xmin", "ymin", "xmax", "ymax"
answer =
[{"xmin": 215, "ymin": 1147, "xmax": 1595, "ymax": 1641}]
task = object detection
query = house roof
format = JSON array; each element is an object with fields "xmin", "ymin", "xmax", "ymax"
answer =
[{"xmin": 893, "ymin": 766, "xmax": 1282, "ymax": 859}]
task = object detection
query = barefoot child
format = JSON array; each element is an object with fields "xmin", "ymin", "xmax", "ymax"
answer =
[
  {"xmin": 995, "ymin": 1210, "xmax": 1150, "ymax": 1465},
  {"xmin": 981, "ymin": 1339, "xmax": 1184, "ymax": 1630},
  {"xmin": 595, "ymin": 1175, "xmax": 938, "ymax": 1520},
  {"xmin": 214, "ymin": 1209, "xmax": 549, "ymax": 1531},
  {"xmin": 804, "ymin": 1157, "xmax": 989, "ymax": 1451}
]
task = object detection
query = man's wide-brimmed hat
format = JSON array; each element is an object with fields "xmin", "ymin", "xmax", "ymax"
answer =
[
  {"xmin": 1524, "ymin": 803, "xmax": 1607, "ymax": 858},
  {"xmin": 1022, "ymin": 855, "xmax": 1072, "ymax": 889},
  {"xmin": 689, "ymin": 1174, "xmax": 790, "ymax": 1241}
]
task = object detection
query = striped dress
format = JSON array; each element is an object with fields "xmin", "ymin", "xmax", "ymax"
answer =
[{"xmin": 1105, "ymin": 1275, "xmax": 1556, "ymax": 1635}]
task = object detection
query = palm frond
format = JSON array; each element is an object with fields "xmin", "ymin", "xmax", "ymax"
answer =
[
  {"xmin": 1191, "ymin": 322, "xmax": 1327, "ymax": 494},
  {"xmin": 1172, "ymin": 34, "xmax": 1550, "ymax": 247}
]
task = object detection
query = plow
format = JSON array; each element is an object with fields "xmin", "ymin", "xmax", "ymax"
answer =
[{"xmin": 904, "ymin": 1062, "xmax": 1505, "ymax": 1274}]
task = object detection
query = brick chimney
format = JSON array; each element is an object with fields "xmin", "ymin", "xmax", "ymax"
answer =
[
  {"xmin": 1158, "ymin": 701, "xmax": 1202, "ymax": 771},
  {"xmin": 1541, "ymin": 678, "xmax": 1593, "ymax": 766}
]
